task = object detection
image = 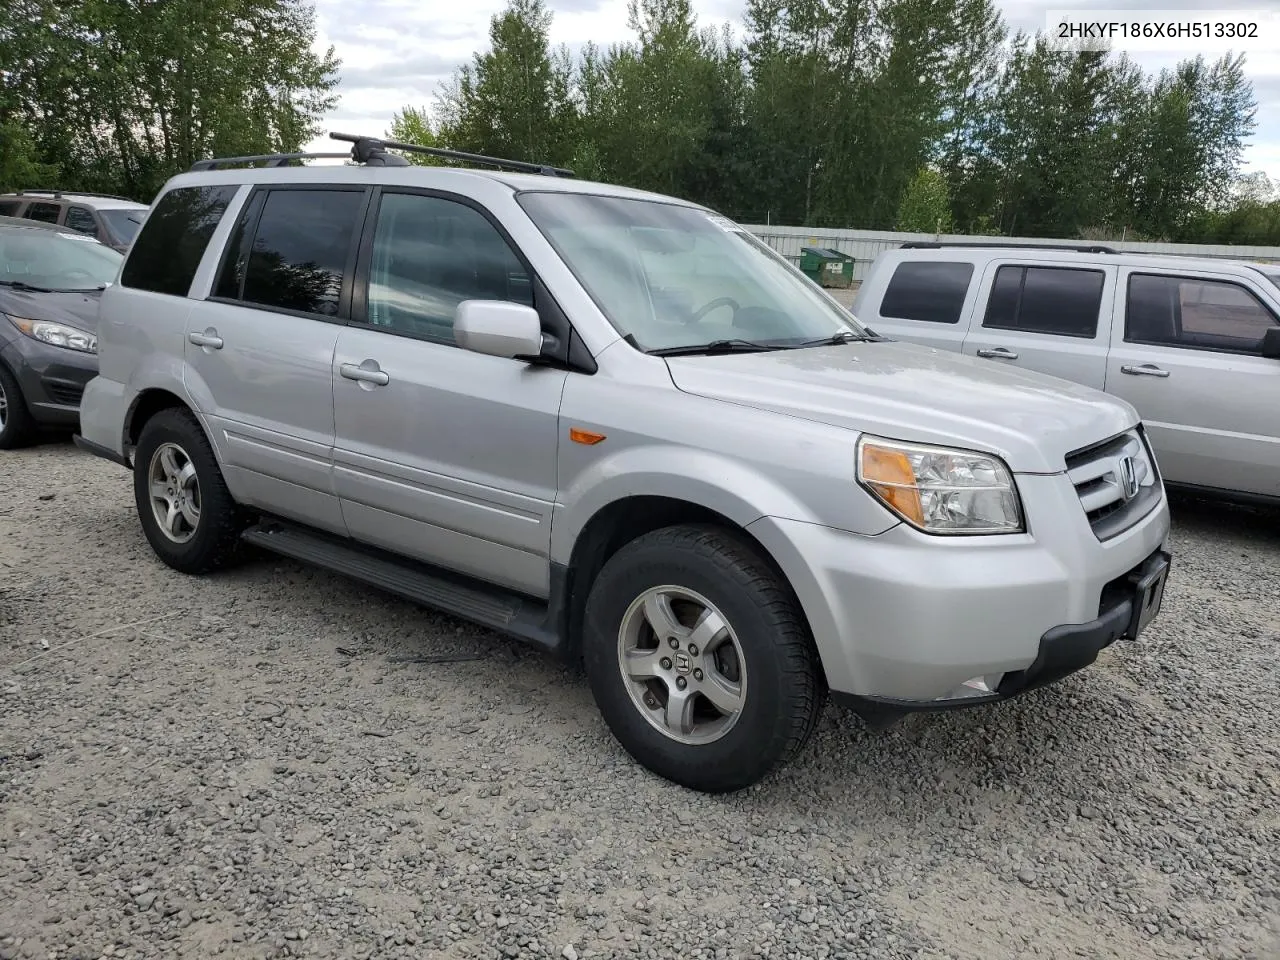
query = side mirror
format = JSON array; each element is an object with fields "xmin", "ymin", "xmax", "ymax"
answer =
[
  {"xmin": 1261, "ymin": 326, "xmax": 1280, "ymax": 359},
  {"xmin": 454, "ymin": 300, "xmax": 544, "ymax": 361}
]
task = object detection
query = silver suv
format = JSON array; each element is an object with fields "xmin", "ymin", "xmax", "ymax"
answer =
[{"xmin": 74, "ymin": 134, "xmax": 1173, "ymax": 793}]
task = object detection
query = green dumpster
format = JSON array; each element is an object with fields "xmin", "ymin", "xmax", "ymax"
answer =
[{"xmin": 798, "ymin": 246, "xmax": 856, "ymax": 288}]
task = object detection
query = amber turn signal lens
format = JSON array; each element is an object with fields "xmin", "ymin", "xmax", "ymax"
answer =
[
  {"xmin": 569, "ymin": 427, "xmax": 606, "ymax": 445},
  {"xmin": 859, "ymin": 444, "xmax": 925, "ymax": 525}
]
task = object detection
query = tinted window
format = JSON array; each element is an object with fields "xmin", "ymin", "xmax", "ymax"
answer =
[
  {"xmin": 1126, "ymin": 273, "xmax": 1278, "ymax": 353},
  {"xmin": 0, "ymin": 200, "xmax": 19, "ymax": 216},
  {"xmin": 64, "ymin": 206, "xmax": 97, "ymax": 235},
  {"xmin": 366, "ymin": 192, "xmax": 532, "ymax": 342},
  {"xmin": 24, "ymin": 202, "xmax": 60, "ymax": 224},
  {"xmin": 982, "ymin": 265, "xmax": 1103, "ymax": 338},
  {"xmin": 121, "ymin": 185, "xmax": 238, "ymax": 296},
  {"xmin": 240, "ymin": 188, "xmax": 364, "ymax": 317},
  {"xmin": 879, "ymin": 261, "xmax": 973, "ymax": 324}
]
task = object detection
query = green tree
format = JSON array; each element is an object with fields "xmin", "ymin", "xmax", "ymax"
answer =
[
  {"xmin": 895, "ymin": 167, "xmax": 954, "ymax": 233},
  {"xmin": 386, "ymin": 106, "xmax": 449, "ymax": 166},
  {"xmin": 434, "ymin": 0, "xmax": 577, "ymax": 168},
  {"xmin": 0, "ymin": 0, "xmax": 340, "ymax": 201}
]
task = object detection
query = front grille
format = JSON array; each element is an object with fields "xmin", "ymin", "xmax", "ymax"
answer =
[
  {"xmin": 43, "ymin": 380, "xmax": 85, "ymax": 406},
  {"xmin": 1065, "ymin": 427, "xmax": 1161, "ymax": 541}
]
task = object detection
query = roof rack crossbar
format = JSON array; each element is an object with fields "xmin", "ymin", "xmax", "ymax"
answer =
[
  {"xmin": 900, "ymin": 241, "xmax": 1119, "ymax": 254},
  {"xmin": 329, "ymin": 132, "xmax": 576, "ymax": 178},
  {"xmin": 188, "ymin": 152, "xmax": 353, "ymax": 172}
]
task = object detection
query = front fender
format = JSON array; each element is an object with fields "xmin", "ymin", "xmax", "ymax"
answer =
[{"xmin": 550, "ymin": 444, "xmax": 896, "ymax": 565}]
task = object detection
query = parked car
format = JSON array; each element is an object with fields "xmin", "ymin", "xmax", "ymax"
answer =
[
  {"xmin": 0, "ymin": 190, "xmax": 150, "ymax": 253},
  {"xmin": 853, "ymin": 242, "xmax": 1280, "ymax": 505},
  {"xmin": 73, "ymin": 136, "xmax": 1172, "ymax": 793},
  {"xmin": 0, "ymin": 216, "xmax": 120, "ymax": 449}
]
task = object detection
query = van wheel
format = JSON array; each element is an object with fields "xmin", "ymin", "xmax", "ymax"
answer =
[
  {"xmin": 0, "ymin": 363, "xmax": 37, "ymax": 450},
  {"xmin": 133, "ymin": 407, "xmax": 247, "ymax": 574},
  {"xmin": 582, "ymin": 524, "xmax": 825, "ymax": 793}
]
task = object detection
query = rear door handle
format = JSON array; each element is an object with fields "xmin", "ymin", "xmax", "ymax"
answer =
[
  {"xmin": 340, "ymin": 360, "xmax": 390, "ymax": 386},
  {"xmin": 976, "ymin": 347, "xmax": 1018, "ymax": 360},
  {"xmin": 189, "ymin": 328, "xmax": 223, "ymax": 349},
  {"xmin": 1121, "ymin": 363, "xmax": 1170, "ymax": 378}
]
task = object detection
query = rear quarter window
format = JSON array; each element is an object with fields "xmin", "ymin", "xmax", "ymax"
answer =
[
  {"xmin": 121, "ymin": 184, "xmax": 239, "ymax": 296},
  {"xmin": 878, "ymin": 260, "xmax": 974, "ymax": 324}
]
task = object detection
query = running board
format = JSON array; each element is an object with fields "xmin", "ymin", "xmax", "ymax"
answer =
[{"xmin": 241, "ymin": 520, "xmax": 565, "ymax": 656}]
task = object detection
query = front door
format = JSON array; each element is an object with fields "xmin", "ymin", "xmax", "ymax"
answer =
[
  {"xmin": 962, "ymin": 261, "xmax": 1115, "ymax": 390},
  {"xmin": 331, "ymin": 188, "xmax": 566, "ymax": 597},
  {"xmin": 184, "ymin": 184, "xmax": 370, "ymax": 534},
  {"xmin": 1105, "ymin": 267, "xmax": 1280, "ymax": 498}
]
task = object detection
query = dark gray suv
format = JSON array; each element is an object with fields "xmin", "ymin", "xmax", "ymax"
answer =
[{"xmin": 0, "ymin": 216, "xmax": 122, "ymax": 449}]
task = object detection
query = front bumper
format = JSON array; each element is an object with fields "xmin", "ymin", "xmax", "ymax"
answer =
[
  {"xmin": 745, "ymin": 470, "xmax": 1173, "ymax": 715},
  {"xmin": 0, "ymin": 334, "xmax": 98, "ymax": 426}
]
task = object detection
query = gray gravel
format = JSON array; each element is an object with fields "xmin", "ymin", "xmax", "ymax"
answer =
[{"xmin": 2, "ymin": 439, "xmax": 1279, "ymax": 960}]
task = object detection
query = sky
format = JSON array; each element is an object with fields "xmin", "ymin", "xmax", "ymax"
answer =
[{"xmin": 303, "ymin": 0, "xmax": 1280, "ymax": 186}]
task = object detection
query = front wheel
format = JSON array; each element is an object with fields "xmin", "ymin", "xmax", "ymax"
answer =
[
  {"xmin": 132, "ymin": 407, "xmax": 248, "ymax": 574},
  {"xmin": 582, "ymin": 524, "xmax": 826, "ymax": 793},
  {"xmin": 0, "ymin": 363, "xmax": 37, "ymax": 450}
]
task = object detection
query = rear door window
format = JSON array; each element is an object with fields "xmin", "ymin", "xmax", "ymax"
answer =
[
  {"xmin": 0, "ymin": 200, "xmax": 20, "ymax": 216},
  {"xmin": 23, "ymin": 202, "xmax": 61, "ymax": 224},
  {"xmin": 982, "ymin": 265, "xmax": 1104, "ymax": 338},
  {"xmin": 878, "ymin": 260, "xmax": 974, "ymax": 324},
  {"xmin": 215, "ymin": 186, "xmax": 366, "ymax": 318}
]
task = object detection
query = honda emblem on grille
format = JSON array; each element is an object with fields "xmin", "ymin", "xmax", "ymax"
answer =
[{"xmin": 1118, "ymin": 456, "xmax": 1139, "ymax": 501}]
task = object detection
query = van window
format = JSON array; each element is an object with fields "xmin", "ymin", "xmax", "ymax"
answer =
[
  {"xmin": 878, "ymin": 261, "xmax": 973, "ymax": 324},
  {"xmin": 0, "ymin": 200, "xmax": 20, "ymax": 217},
  {"xmin": 121, "ymin": 185, "xmax": 238, "ymax": 296},
  {"xmin": 64, "ymin": 206, "xmax": 98, "ymax": 235},
  {"xmin": 1126, "ymin": 273, "xmax": 1278, "ymax": 353},
  {"xmin": 982, "ymin": 265, "xmax": 1104, "ymax": 338}
]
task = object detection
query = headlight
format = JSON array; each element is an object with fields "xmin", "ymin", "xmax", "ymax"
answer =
[
  {"xmin": 856, "ymin": 435, "xmax": 1024, "ymax": 535},
  {"xmin": 5, "ymin": 314, "xmax": 97, "ymax": 354}
]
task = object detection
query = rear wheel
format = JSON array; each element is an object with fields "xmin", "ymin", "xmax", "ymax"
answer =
[
  {"xmin": 0, "ymin": 363, "xmax": 37, "ymax": 450},
  {"xmin": 582, "ymin": 523, "xmax": 825, "ymax": 793},
  {"xmin": 132, "ymin": 407, "xmax": 248, "ymax": 574}
]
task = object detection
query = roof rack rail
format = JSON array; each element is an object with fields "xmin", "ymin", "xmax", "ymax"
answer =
[
  {"xmin": 900, "ymin": 240, "xmax": 1119, "ymax": 254},
  {"xmin": 329, "ymin": 131, "xmax": 576, "ymax": 178},
  {"xmin": 188, "ymin": 151, "xmax": 354, "ymax": 172},
  {"xmin": 5, "ymin": 188, "xmax": 137, "ymax": 202}
]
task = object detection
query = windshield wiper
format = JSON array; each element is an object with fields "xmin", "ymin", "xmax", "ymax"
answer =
[
  {"xmin": 648, "ymin": 338, "xmax": 784, "ymax": 357},
  {"xmin": 0, "ymin": 279, "xmax": 56, "ymax": 293},
  {"xmin": 795, "ymin": 329, "xmax": 877, "ymax": 347}
]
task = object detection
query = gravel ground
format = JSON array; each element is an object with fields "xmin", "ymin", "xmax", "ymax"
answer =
[{"xmin": 2, "ymin": 439, "xmax": 1279, "ymax": 960}]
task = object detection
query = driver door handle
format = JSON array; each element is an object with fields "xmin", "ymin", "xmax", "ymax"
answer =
[
  {"xmin": 976, "ymin": 346, "xmax": 1018, "ymax": 360},
  {"xmin": 1121, "ymin": 363, "xmax": 1170, "ymax": 378},
  {"xmin": 189, "ymin": 328, "xmax": 223, "ymax": 349}
]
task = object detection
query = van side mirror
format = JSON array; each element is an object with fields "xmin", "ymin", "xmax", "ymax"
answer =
[
  {"xmin": 454, "ymin": 300, "xmax": 544, "ymax": 361},
  {"xmin": 1261, "ymin": 327, "xmax": 1280, "ymax": 359}
]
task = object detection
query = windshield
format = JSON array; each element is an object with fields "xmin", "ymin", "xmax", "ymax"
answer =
[
  {"xmin": 0, "ymin": 226, "xmax": 123, "ymax": 290},
  {"xmin": 99, "ymin": 208, "xmax": 145, "ymax": 245},
  {"xmin": 516, "ymin": 192, "xmax": 866, "ymax": 352}
]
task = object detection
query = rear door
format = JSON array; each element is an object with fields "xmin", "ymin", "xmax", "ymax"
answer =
[
  {"xmin": 1105, "ymin": 267, "xmax": 1280, "ymax": 498},
  {"xmin": 183, "ymin": 183, "xmax": 371, "ymax": 536},
  {"xmin": 961, "ymin": 260, "xmax": 1115, "ymax": 390},
  {"xmin": 855, "ymin": 255, "xmax": 977, "ymax": 352}
]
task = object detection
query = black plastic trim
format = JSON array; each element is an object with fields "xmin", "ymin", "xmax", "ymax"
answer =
[{"xmin": 72, "ymin": 434, "xmax": 132, "ymax": 470}]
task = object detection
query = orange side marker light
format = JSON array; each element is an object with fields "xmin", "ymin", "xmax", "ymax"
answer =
[{"xmin": 569, "ymin": 427, "xmax": 606, "ymax": 445}]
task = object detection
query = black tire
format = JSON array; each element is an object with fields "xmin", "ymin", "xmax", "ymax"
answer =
[
  {"xmin": 0, "ymin": 362, "xmax": 38, "ymax": 451},
  {"xmin": 132, "ymin": 406, "xmax": 248, "ymax": 574},
  {"xmin": 582, "ymin": 523, "xmax": 826, "ymax": 793}
]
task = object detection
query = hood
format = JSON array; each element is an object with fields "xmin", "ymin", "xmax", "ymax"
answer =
[
  {"xmin": 0, "ymin": 287, "xmax": 102, "ymax": 333},
  {"xmin": 664, "ymin": 340, "xmax": 1139, "ymax": 474}
]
